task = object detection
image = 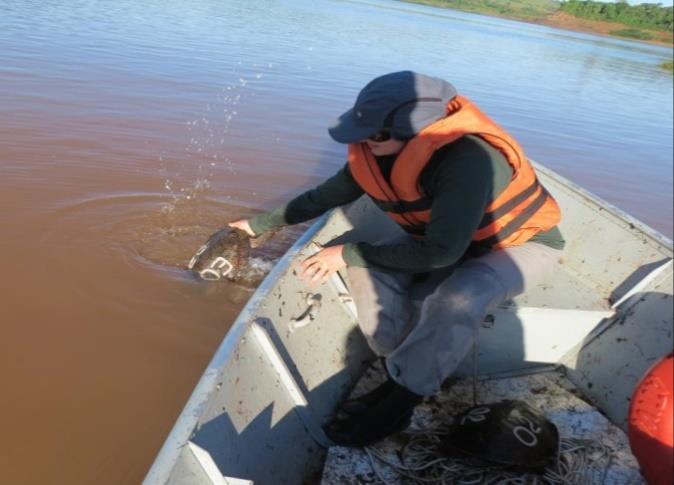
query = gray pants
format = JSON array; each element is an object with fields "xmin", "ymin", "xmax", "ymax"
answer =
[{"xmin": 346, "ymin": 243, "xmax": 562, "ymax": 396}]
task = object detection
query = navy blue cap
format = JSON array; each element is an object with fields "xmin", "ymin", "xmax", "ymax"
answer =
[{"xmin": 328, "ymin": 71, "xmax": 458, "ymax": 143}]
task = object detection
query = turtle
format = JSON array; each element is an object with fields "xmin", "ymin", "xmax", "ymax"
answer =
[{"xmin": 188, "ymin": 227, "xmax": 251, "ymax": 282}]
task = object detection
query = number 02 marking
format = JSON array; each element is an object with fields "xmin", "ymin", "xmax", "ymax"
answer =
[{"xmin": 512, "ymin": 416, "xmax": 541, "ymax": 447}]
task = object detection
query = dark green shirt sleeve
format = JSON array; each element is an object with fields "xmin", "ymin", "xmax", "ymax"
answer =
[
  {"xmin": 248, "ymin": 165, "xmax": 364, "ymax": 235},
  {"xmin": 342, "ymin": 139, "xmax": 499, "ymax": 272}
]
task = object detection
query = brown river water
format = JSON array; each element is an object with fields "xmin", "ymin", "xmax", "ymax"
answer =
[{"xmin": 1, "ymin": 1, "xmax": 672, "ymax": 484}]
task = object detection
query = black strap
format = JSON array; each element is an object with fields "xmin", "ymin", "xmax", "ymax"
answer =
[
  {"xmin": 479, "ymin": 179, "xmax": 541, "ymax": 230},
  {"xmin": 401, "ymin": 224, "xmax": 426, "ymax": 236},
  {"xmin": 477, "ymin": 187, "xmax": 551, "ymax": 247},
  {"xmin": 370, "ymin": 196, "xmax": 433, "ymax": 214}
]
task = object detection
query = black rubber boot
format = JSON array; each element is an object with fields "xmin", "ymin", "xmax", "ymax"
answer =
[
  {"xmin": 338, "ymin": 378, "xmax": 397, "ymax": 416},
  {"xmin": 324, "ymin": 381, "xmax": 422, "ymax": 447}
]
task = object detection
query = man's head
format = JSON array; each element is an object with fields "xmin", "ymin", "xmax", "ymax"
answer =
[
  {"xmin": 328, "ymin": 71, "xmax": 458, "ymax": 154},
  {"xmin": 361, "ymin": 128, "xmax": 408, "ymax": 156}
]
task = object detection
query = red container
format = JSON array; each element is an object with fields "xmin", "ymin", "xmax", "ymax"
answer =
[{"xmin": 628, "ymin": 353, "xmax": 674, "ymax": 485}]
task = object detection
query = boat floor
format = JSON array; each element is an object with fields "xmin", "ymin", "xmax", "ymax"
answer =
[{"xmin": 321, "ymin": 362, "xmax": 643, "ymax": 484}]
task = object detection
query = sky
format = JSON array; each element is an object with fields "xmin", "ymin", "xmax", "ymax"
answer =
[
  {"xmin": 569, "ymin": 0, "xmax": 674, "ymax": 6},
  {"xmin": 624, "ymin": 0, "xmax": 673, "ymax": 6}
]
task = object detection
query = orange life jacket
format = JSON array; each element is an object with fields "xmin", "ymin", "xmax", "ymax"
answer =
[{"xmin": 347, "ymin": 95, "xmax": 561, "ymax": 249}]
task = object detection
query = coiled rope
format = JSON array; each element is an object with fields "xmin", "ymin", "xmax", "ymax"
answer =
[{"xmin": 363, "ymin": 425, "xmax": 612, "ymax": 485}]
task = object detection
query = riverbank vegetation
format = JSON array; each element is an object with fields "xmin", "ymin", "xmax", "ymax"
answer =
[
  {"xmin": 560, "ymin": 1, "xmax": 672, "ymax": 33},
  {"xmin": 401, "ymin": 0, "xmax": 674, "ymax": 45},
  {"xmin": 610, "ymin": 27, "xmax": 655, "ymax": 40},
  {"xmin": 406, "ymin": 0, "xmax": 558, "ymax": 20}
]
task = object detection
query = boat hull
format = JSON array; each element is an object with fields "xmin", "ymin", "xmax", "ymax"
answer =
[{"xmin": 145, "ymin": 164, "xmax": 673, "ymax": 485}]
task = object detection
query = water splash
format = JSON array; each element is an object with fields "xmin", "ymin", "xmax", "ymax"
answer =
[{"xmin": 158, "ymin": 64, "xmax": 271, "ymax": 216}]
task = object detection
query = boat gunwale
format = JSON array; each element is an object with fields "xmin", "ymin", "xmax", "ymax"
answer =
[{"xmin": 533, "ymin": 160, "xmax": 673, "ymax": 252}]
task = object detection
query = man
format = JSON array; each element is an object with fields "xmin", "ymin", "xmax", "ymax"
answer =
[{"xmin": 229, "ymin": 71, "xmax": 564, "ymax": 446}]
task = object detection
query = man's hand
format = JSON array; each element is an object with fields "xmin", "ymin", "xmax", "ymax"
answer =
[
  {"xmin": 227, "ymin": 219, "xmax": 256, "ymax": 237},
  {"xmin": 299, "ymin": 245, "xmax": 346, "ymax": 286}
]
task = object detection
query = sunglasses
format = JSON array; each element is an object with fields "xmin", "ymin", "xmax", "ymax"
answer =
[{"xmin": 368, "ymin": 130, "xmax": 392, "ymax": 142}]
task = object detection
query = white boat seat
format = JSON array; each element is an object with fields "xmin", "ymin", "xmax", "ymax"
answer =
[{"xmin": 507, "ymin": 264, "xmax": 611, "ymax": 312}]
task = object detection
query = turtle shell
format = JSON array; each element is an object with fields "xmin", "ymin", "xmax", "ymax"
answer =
[
  {"xmin": 442, "ymin": 400, "xmax": 559, "ymax": 469},
  {"xmin": 188, "ymin": 227, "xmax": 251, "ymax": 280}
]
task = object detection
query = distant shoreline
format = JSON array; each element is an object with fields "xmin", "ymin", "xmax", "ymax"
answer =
[
  {"xmin": 534, "ymin": 11, "xmax": 673, "ymax": 48},
  {"xmin": 399, "ymin": 0, "xmax": 674, "ymax": 48}
]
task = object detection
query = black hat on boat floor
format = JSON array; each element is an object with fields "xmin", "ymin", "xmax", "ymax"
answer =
[{"xmin": 442, "ymin": 399, "xmax": 560, "ymax": 469}]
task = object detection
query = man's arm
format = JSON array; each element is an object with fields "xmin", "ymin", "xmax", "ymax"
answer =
[{"xmin": 248, "ymin": 165, "xmax": 364, "ymax": 235}]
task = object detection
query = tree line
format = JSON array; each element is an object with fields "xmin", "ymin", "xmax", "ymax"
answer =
[{"xmin": 560, "ymin": 1, "xmax": 673, "ymax": 32}]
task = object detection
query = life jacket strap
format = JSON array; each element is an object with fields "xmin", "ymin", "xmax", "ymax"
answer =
[
  {"xmin": 477, "ymin": 186, "xmax": 552, "ymax": 247},
  {"xmin": 370, "ymin": 196, "xmax": 433, "ymax": 214},
  {"xmin": 400, "ymin": 223, "xmax": 426, "ymax": 237},
  {"xmin": 479, "ymin": 178, "xmax": 541, "ymax": 230}
]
